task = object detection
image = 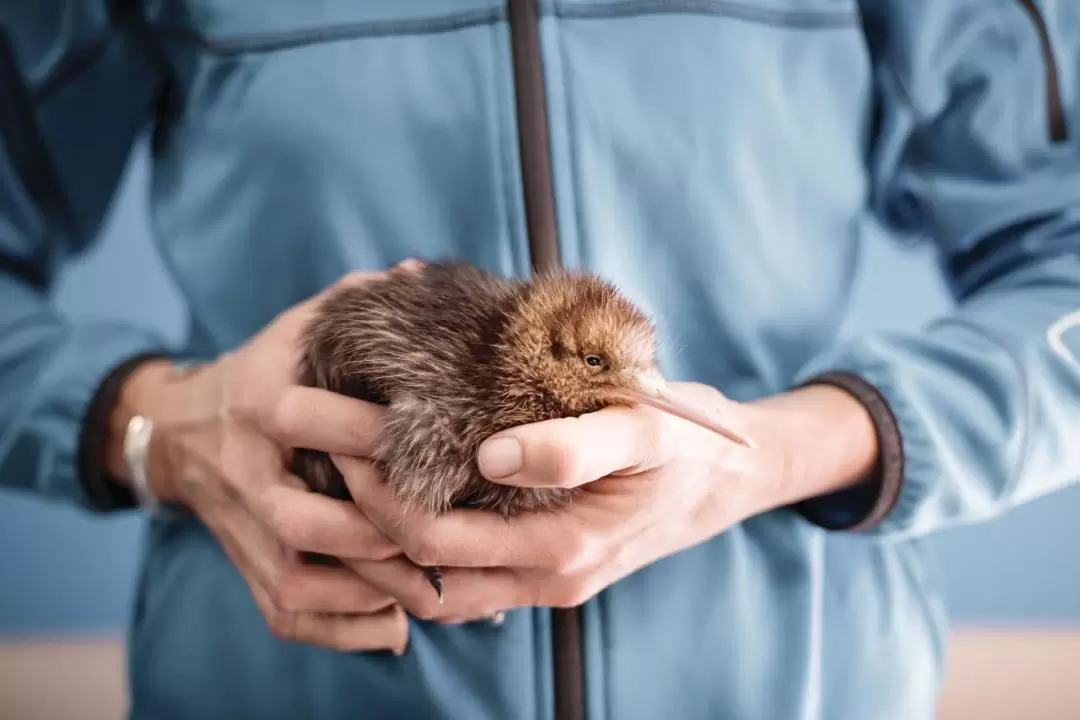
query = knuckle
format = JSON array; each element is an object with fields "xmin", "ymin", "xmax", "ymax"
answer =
[
  {"xmin": 270, "ymin": 388, "xmax": 307, "ymax": 441},
  {"xmin": 344, "ymin": 270, "xmax": 369, "ymax": 284},
  {"xmin": 266, "ymin": 503, "xmax": 308, "ymax": 549},
  {"xmin": 399, "ymin": 576, "xmax": 444, "ymax": 621},
  {"xmin": 344, "ymin": 407, "xmax": 379, "ymax": 447},
  {"xmin": 551, "ymin": 576, "xmax": 597, "ymax": 609},
  {"xmin": 548, "ymin": 445, "xmax": 583, "ymax": 487},
  {"xmin": 266, "ymin": 609, "xmax": 296, "ymax": 641},
  {"xmin": 357, "ymin": 593, "xmax": 392, "ymax": 614},
  {"xmin": 567, "ymin": 583, "xmax": 598, "ymax": 608},
  {"xmin": 403, "ymin": 534, "xmax": 440, "ymax": 568},
  {"xmin": 217, "ymin": 444, "xmax": 249, "ymax": 491},
  {"xmin": 335, "ymin": 271, "xmax": 373, "ymax": 291},
  {"xmin": 552, "ymin": 528, "xmax": 596, "ymax": 576},
  {"xmin": 367, "ymin": 539, "xmax": 401, "ymax": 562},
  {"xmin": 321, "ymin": 630, "xmax": 352, "ymax": 653},
  {"xmin": 270, "ymin": 568, "xmax": 303, "ymax": 612},
  {"xmin": 406, "ymin": 594, "xmax": 442, "ymax": 622}
]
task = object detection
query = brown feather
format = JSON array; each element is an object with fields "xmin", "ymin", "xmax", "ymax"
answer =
[{"xmin": 290, "ymin": 260, "xmax": 659, "ymax": 519}]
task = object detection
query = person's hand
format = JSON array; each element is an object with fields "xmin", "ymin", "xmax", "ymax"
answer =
[
  {"xmin": 330, "ymin": 382, "xmax": 879, "ymax": 622},
  {"xmin": 105, "ymin": 268, "xmax": 414, "ymax": 653}
]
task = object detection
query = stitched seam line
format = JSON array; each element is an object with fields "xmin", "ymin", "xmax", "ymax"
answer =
[
  {"xmin": 156, "ymin": 0, "xmax": 855, "ymax": 55},
  {"xmin": 545, "ymin": 0, "xmax": 858, "ymax": 29},
  {"xmin": 32, "ymin": 1, "xmax": 857, "ymax": 95},
  {"xmin": 156, "ymin": 8, "xmax": 508, "ymax": 54}
]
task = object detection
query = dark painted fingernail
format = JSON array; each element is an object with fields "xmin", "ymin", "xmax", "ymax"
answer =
[{"xmin": 425, "ymin": 566, "xmax": 444, "ymax": 603}]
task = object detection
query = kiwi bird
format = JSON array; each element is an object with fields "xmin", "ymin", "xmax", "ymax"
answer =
[{"xmin": 291, "ymin": 260, "xmax": 752, "ymax": 599}]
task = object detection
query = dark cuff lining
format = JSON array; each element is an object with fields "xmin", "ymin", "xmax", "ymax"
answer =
[
  {"xmin": 793, "ymin": 371, "xmax": 905, "ymax": 532},
  {"xmin": 76, "ymin": 352, "xmax": 170, "ymax": 512}
]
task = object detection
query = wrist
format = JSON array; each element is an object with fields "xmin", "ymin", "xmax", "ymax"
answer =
[
  {"xmin": 105, "ymin": 359, "xmax": 191, "ymax": 504},
  {"xmin": 747, "ymin": 384, "xmax": 880, "ymax": 512}
]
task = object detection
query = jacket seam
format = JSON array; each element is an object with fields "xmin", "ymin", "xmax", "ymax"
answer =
[
  {"xmin": 544, "ymin": 0, "xmax": 858, "ymax": 29},
  {"xmin": 147, "ymin": 0, "xmax": 856, "ymax": 56},
  {"xmin": 154, "ymin": 8, "xmax": 507, "ymax": 55}
]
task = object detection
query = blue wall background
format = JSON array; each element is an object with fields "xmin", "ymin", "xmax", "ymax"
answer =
[{"xmin": 2, "ymin": 139, "xmax": 1078, "ymax": 636}]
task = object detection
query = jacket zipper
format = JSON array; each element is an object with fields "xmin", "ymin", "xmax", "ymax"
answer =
[
  {"xmin": 1015, "ymin": 0, "xmax": 1069, "ymax": 142},
  {"xmin": 506, "ymin": 1, "xmax": 587, "ymax": 720},
  {"xmin": 500, "ymin": 4, "xmax": 1076, "ymax": 719}
]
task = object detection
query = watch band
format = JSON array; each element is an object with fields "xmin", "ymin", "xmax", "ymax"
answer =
[
  {"xmin": 123, "ymin": 413, "xmax": 160, "ymax": 513},
  {"xmin": 77, "ymin": 352, "xmax": 170, "ymax": 512}
]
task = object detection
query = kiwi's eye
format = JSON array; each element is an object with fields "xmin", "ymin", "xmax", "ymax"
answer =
[{"xmin": 584, "ymin": 354, "xmax": 605, "ymax": 369}]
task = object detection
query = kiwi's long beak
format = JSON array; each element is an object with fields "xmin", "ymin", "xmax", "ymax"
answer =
[{"xmin": 615, "ymin": 371, "xmax": 757, "ymax": 449}]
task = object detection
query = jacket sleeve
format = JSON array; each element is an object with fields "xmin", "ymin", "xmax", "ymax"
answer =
[
  {"xmin": 0, "ymin": 3, "xmax": 175, "ymax": 507},
  {"xmin": 792, "ymin": 0, "xmax": 1080, "ymax": 539}
]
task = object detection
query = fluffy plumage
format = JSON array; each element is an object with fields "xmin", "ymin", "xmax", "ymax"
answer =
[{"xmin": 291, "ymin": 260, "xmax": 659, "ymax": 519}]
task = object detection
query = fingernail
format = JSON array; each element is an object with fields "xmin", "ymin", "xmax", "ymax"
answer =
[{"xmin": 478, "ymin": 437, "xmax": 523, "ymax": 479}]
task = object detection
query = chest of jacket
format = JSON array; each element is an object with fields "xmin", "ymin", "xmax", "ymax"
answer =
[{"xmin": 140, "ymin": 1, "xmax": 872, "ymax": 379}]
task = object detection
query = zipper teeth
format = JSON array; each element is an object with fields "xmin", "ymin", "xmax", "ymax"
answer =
[
  {"xmin": 1015, "ymin": 0, "xmax": 1069, "ymax": 142},
  {"xmin": 508, "ymin": 0, "xmax": 561, "ymax": 273},
  {"xmin": 506, "ymin": 1, "xmax": 584, "ymax": 720}
]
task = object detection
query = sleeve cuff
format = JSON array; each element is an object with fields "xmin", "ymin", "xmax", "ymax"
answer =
[{"xmin": 792, "ymin": 371, "xmax": 905, "ymax": 533}]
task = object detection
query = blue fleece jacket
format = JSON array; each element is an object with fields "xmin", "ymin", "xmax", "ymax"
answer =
[{"xmin": 1, "ymin": 1, "xmax": 1078, "ymax": 718}]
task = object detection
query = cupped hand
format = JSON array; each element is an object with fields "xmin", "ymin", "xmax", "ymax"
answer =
[
  {"xmin": 330, "ymin": 382, "xmax": 798, "ymax": 623},
  {"xmin": 111, "ymin": 268, "xmax": 418, "ymax": 653}
]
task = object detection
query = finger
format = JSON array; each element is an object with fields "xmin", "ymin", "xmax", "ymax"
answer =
[
  {"xmin": 293, "ymin": 605, "xmax": 409, "ymax": 654},
  {"xmin": 476, "ymin": 406, "xmax": 671, "ymax": 489},
  {"xmin": 207, "ymin": 488, "xmax": 292, "ymax": 593},
  {"xmin": 257, "ymin": 483, "xmax": 399, "ymax": 559},
  {"xmin": 272, "ymin": 562, "xmax": 397, "ymax": 615},
  {"xmin": 273, "ymin": 270, "xmax": 384, "ymax": 338},
  {"xmin": 334, "ymin": 269, "xmax": 385, "ymax": 290},
  {"xmin": 331, "ymin": 455, "xmax": 436, "ymax": 543},
  {"xmin": 392, "ymin": 258, "xmax": 425, "ymax": 275},
  {"xmin": 335, "ymin": 453, "xmax": 581, "ymax": 571},
  {"xmin": 250, "ymin": 571, "xmax": 409, "ymax": 654},
  {"xmin": 347, "ymin": 556, "xmax": 527, "ymax": 623},
  {"xmin": 215, "ymin": 490, "xmax": 399, "ymax": 617},
  {"xmin": 269, "ymin": 385, "xmax": 386, "ymax": 455}
]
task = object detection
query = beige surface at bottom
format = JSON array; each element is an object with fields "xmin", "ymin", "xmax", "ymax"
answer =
[
  {"xmin": 2, "ymin": 631, "xmax": 1079, "ymax": 719},
  {"xmin": 0, "ymin": 639, "xmax": 127, "ymax": 720}
]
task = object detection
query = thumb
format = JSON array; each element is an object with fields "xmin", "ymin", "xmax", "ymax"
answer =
[{"xmin": 476, "ymin": 408, "xmax": 668, "ymax": 489}]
